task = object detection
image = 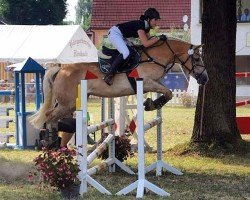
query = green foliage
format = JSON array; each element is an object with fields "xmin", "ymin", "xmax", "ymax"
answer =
[
  {"xmin": 180, "ymin": 92, "xmax": 196, "ymax": 108},
  {"xmin": 168, "ymin": 27, "xmax": 191, "ymax": 42},
  {"xmin": 0, "ymin": 0, "xmax": 7, "ymax": 17},
  {"xmin": 75, "ymin": 0, "xmax": 92, "ymax": 30},
  {"xmin": 0, "ymin": 0, "xmax": 67, "ymax": 25}
]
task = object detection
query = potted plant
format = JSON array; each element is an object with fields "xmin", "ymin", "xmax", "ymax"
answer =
[
  {"xmin": 100, "ymin": 134, "xmax": 134, "ymax": 162},
  {"xmin": 33, "ymin": 147, "xmax": 81, "ymax": 199}
]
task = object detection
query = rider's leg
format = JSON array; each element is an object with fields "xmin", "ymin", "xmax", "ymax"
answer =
[
  {"xmin": 60, "ymin": 132, "xmax": 74, "ymax": 147},
  {"xmin": 103, "ymin": 26, "xmax": 129, "ymax": 85},
  {"xmin": 103, "ymin": 54, "xmax": 124, "ymax": 85},
  {"xmin": 58, "ymin": 118, "xmax": 95, "ymax": 147}
]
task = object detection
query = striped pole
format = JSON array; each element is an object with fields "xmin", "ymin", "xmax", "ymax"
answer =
[
  {"xmin": 236, "ymin": 72, "xmax": 250, "ymax": 77},
  {"xmin": 236, "ymin": 100, "xmax": 250, "ymax": 107},
  {"xmin": 87, "ymin": 134, "xmax": 114, "ymax": 165},
  {"xmin": 87, "ymin": 119, "xmax": 114, "ymax": 134}
]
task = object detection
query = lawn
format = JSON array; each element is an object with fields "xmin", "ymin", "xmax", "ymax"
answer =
[{"xmin": 0, "ymin": 100, "xmax": 249, "ymax": 200}]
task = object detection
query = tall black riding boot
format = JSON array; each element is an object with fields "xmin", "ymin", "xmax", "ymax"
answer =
[{"xmin": 103, "ymin": 54, "xmax": 124, "ymax": 86}]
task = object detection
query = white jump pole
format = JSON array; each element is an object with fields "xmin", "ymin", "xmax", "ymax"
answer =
[
  {"xmin": 145, "ymin": 93, "xmax": 183, "ymax": 176},
  {"xmin": 77, "ymin": 80, "xmax": 112, "ymax": 196},
  {"xmin": 77, "ymin": 79, "xmax": 135, "ymax": 196},
  {"xmin": 117, "ymin": 78, "xmax": 170, "ymax": 198}
]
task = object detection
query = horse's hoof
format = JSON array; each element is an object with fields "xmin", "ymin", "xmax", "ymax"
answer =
[
  {"xmin": 143, "ymin": 98, "xmax": 152, "ymax": 106},
  {"xmin": 144, "ymin": 98, "xmax": 156, "ymax": 111}
]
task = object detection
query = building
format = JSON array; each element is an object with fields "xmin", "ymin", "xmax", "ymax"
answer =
[
  {"xmin": 90, "ymin": 0, "xmax": 191, "ymax": 48},
  {"xmin": 191, "ymin": 0, "xmax": 250, "ymax": 98}
]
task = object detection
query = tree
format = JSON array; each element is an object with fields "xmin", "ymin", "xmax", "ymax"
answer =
[
  {"xmin": 75, "ymin": 0, "xmax": 92, "ymax": 30},
  {"xmin": 191, "ymin": 0, "xmax": 242, "ymax": 149},
  {"xmin": 0, "ymin": 0, "xmax": 67, "ymax": 25}
]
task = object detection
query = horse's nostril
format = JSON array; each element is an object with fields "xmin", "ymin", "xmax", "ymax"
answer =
[
  {"xmin": 196, "ymin": 74, "xmax": 208, "ymax": 85},
  {"xmin": 200, "ymin": 76, "xmax": 208, "ymax": 85}
]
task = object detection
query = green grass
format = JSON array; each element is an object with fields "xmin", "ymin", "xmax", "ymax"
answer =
[{"xmin": 0, "ymin": 101, "xmax": 249, "ymax": 199}]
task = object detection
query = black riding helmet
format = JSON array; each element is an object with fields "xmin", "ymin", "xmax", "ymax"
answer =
[{"xmin": 144, "ymin": 8, "xmax": 160, "ymax": 20}]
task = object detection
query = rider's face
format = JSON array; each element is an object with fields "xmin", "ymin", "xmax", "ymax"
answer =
[{"xmin": 149, "ymin": 18, "xmax": 158, "ymax": 28}]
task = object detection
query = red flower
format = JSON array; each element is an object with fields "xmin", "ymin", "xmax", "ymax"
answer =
[{"xmin": 33, "ymin": 147, "xmax": 80, "ymax": 189}]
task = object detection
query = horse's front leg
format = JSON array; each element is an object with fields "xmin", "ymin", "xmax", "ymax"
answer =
[{"xmin": 143, "ymin": 79, "xmax": 173, "ymax": 111}]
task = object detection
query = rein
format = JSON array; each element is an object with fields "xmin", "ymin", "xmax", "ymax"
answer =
[{"xmin": 139, "ymin": 40, "xmax": 205, "ymax": 76}]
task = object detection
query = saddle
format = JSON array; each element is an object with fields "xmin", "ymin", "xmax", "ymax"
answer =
[{"xmin": 98, "ymin": 45, "xmax": 141, "ymax": 74}]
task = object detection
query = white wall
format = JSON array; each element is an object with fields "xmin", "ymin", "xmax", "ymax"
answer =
[
  {"xmin": 236, "ymin": 24, "xmax": 250, "ymax": 55},
  {"xmin": 191, "ymin": 0, "xmax": 202, "ymax": 45},
  {"xmin": 190, "ymin": 0, "xmax": 250, "ymax": 97}
]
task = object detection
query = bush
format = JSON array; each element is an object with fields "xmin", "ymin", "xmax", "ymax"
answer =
[{"xmin": 181, "ymin": 92, "xmax": 194, "ymax": 107}]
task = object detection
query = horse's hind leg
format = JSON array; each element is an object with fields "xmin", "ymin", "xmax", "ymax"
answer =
[
  {"xmin": 143, "ymin": 79, "xmax": 173, "ymax": 111},
  {"xmin": 45, "ymin": 104, "xmax": 74, "ymax": 127}
]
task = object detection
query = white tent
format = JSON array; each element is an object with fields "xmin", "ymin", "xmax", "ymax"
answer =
[{"xmin": 0, "ymin": 25, "xmax": 98, "ymax": 64}]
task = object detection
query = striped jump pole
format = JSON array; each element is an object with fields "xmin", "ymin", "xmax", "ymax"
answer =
[
  {"xmin": 87, "ymin": 119, "xmax": 114, "ymax": 134},
  {"xmin": 117, "ymin": 78, "xmax": 170, "ymax": 198},
  {"xmin": 236, "ymin": 100, "xmax": 250, "ymax": 107},
  {"xmin": 87, "ymin": 134, "xmax": 114, "ymax": 165},
  {"xmin": 236, "ymin": 72, "xmax": 250, "ymax": 77}
]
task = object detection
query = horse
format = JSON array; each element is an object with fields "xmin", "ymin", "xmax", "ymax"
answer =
[{"xmin": 29, "ymin": 39, "xmax": 209, "ymax": 129}]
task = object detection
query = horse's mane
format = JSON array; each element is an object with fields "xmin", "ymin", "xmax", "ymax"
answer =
[
  {"xmin": 146, "ymin": 37, "xmax": 191, "ymax": 52},
  {"xmin": 167, "ymin": 37, "xmax": 191, "ymax": 45}
]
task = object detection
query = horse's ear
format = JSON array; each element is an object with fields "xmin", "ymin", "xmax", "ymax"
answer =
[{"xmin": 195, "ymin": 44, "xmax": 204, "ymax": 50}]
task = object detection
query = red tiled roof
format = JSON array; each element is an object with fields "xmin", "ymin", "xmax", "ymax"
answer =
[{"xmin": 91, "ymin": 0, "xmax": 190, "ymax": 29}]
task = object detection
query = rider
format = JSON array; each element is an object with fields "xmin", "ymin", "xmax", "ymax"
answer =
[{"xmin": 103, "ymin": 8, "xmax": 167, "ymax": 86}]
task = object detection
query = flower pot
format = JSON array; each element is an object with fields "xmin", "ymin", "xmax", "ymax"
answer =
[{"xmin": 60, "ymin": 184, "xmax": 80, "ymax": 199}]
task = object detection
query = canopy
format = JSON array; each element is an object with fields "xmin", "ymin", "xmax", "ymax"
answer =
[{"xmin": 0, "ymin": 25, "xmax": 98, "ymax": 64}]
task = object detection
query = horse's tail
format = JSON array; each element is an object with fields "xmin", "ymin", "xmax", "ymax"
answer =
[{"xmin": 29, "ymin": 66, "xmax": 60, "ymax": 129}]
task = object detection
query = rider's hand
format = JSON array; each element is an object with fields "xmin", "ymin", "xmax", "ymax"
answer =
[{"xmin": 159, "ymin": 34, "xmax": 167, "ymax": 41}]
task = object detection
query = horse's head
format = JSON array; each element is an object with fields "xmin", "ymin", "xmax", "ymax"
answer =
[{"xmin": 179, "ymin": 44, "xmax": 209, "ymax": 85}]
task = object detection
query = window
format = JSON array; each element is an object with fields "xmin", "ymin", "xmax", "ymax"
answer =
[{"xmin": 237, "ymin": 0, "xmax": 250, "ymax": 22}]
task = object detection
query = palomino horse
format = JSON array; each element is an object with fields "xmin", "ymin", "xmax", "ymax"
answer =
[{"xmin": 29, "ymin": 39, "xmax": 208, "ymax": 129}]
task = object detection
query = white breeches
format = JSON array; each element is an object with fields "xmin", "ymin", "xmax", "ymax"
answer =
[{"xmin": 108, "ymin": 26, "xmax": 130, "ymax": 59}]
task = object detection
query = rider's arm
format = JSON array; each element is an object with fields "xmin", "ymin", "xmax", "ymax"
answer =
[{"xmin": 138, "ymin": 30, "xmax": 159, "ymax": 48}]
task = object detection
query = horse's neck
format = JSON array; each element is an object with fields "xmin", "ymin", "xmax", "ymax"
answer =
[
  {"xmin": 142, "ymin": 40, "xmax": 189, "ymax": 61},
  {"xmin": 167, "ymin": 40, "xmax": 190, "ymax": 55}
]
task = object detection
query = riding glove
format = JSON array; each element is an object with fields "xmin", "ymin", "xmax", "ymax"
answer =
[{"xmin": 159, "ymin": 34, "xmax": 167, "ymax": 41}]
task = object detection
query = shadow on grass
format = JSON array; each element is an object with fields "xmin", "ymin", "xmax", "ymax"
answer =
[{"xmin": 0, "ymin": 156, "xmax": 35, "ymax": 183}]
